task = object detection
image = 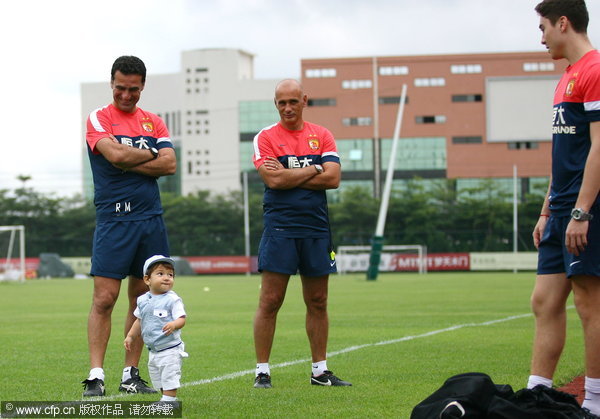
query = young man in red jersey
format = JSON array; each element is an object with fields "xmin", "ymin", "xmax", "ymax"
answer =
[{"xmin": 529, "ymin": 1, "xmax": 600, "ymax": 414}]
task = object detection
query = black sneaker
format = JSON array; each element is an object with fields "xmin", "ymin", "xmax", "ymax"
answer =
[
  {"xmin": 254, "ymin": 373, "xmax": 272, "ymax": 388},
  {"xmin": 310, "ymin": 370, "xmax": 352, "ymax": 386},
  {"xmin": 82, "ymin": 378, "xmax": 105, "ymax": 397},
  {"xmin": 118, "ymin": 366, "xmax": 157, "ymax": 394}
]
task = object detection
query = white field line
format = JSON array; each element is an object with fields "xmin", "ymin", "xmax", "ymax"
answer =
[{"xmin": 100, "ymin": 307, "xmax": 573, "ymax": 400}]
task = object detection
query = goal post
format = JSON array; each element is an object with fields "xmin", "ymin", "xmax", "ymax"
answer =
[
  {"xmin": 337, "ymin": 245, "xmax": 428, "ymax": 275},
  {"xmin": 0, "ymin": 225, "xmax": 26, "ymax": 282}
]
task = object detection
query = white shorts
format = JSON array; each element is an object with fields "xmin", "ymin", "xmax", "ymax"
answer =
[{"xmin": 148, "ymin": 343, "xmax": 188, "ymax": 391}]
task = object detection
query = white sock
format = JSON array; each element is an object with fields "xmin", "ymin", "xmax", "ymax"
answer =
[
  {"xmin": 312, "ymin": 360, "xmax": 328, "ymax": 377},
  {"xmin": 160, "ymin": 395, "xmax": 177, "ymax": 402},
  {"xmin": 582, "ymin": 376, "xmax": 600, "ymax": 415},
  {"xmin": 88, "ymin": 368, "xmax": 105, "ymax": 381},
  {"xmin": 122, "ymin": 366, "xmax": 132, "ymax": 382},
  {"xmin": 256, "ymin": 363, "xmax": 270, "ymax": 377},
  {"xmin": 527, "ymin": 375, "xmax": 552, "ymax": 389}
]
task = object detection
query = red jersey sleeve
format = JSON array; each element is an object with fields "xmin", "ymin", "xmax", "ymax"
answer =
[
  {"xmin": 153, "ymin": 116, "xmax": 172, "ymax": 149},
  {"xmin": 319, "ymin": 127, "xmax": 340, "ymax": 164},
  {"xmin": 86, "ymin": 106, "xmax": 112, "ymax": 155},
  {"xmin": 252, "ymin": 128, "xmax": 275, "ymax": 169}
]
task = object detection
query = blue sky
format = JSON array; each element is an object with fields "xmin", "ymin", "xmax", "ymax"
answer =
[{"xmin": 2, "ymin": 0, "xmax": 599, "ymax": 196}]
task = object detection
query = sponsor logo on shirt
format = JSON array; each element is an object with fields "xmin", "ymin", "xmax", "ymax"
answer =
[
  {"xmin": 552, "ymin": 105, "xmax": 576, "ymax": 135},
  {"xmin": 287, "ymin": 156, "xmax": 314, "ymax": 168}
]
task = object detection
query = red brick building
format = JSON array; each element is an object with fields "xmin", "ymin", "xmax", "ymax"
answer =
[{"xmin": 301, "ymin": 52, "xmax": 566, "ymax": 198}]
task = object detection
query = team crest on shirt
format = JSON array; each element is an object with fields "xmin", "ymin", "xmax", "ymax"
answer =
[
  {"xmin": 308, "ymin": 135, "xmax": 320, "ymax": 150},
  {"xmin": 141, "ymin": 119, "xmax": 154, "ymax": 133},
  {"xmin": 565, "ymin": 77, "xmax": 576, "ymax": 97}
]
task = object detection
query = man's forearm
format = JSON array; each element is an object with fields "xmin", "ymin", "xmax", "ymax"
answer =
[
  {"xmin": 575, "ymin": 123, "xmax": 600, "ymax": 211},
  {"xmin": 125, "ymin": 150, "xmax": 177, "ymax": 177}
]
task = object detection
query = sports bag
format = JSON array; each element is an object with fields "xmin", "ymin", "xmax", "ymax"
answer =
[{"xmin": 410, "ymin": 372, "xmax": 598, "ymax": 418}]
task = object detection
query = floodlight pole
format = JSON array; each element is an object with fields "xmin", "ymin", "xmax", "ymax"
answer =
[{"xmin": 367, "ymin": 84, "xmax": 408, "ymax": 280}]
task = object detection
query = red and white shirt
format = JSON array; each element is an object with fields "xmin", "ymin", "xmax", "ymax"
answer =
[
  {"xmin": 253, "ymin": 121, "xmax": 340, "ymax": 237},
  {"xmin": 86, "ymin": 104, "xmax": 172, "ymax": 221}
]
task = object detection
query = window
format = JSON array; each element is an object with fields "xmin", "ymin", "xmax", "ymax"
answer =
[
  {"xmin": 342, "ymin": 117, "xmax": 373, "ymax": 126},
  {"xmin": 305, "ymin": 68, "xmax": 337, "ymax": 78},
  {"xmin": 335, "ymin": 138, "xmax": 374, "ymax": 171},
  {"xmin": 239, "ymin": 100, "xmax": 279, "ymax": 134},
  {"xmin": 379, "ymin": 66, "xmax": 409, "ymax": 76},
  {"xmin": 508, "ymin": 142, "xmax": 539, "ymax": 150},
  {"xmin": 452, "ymin": 94, "xmax": 483, "ymax": 102},
  {"xmin": 452, "ymin": 136, "xmax": 483, "ymax": 144},
  {"xmin": 239, "ymin": 133, "xmax": 256, "ymax": 142},
  {"xmin": 342, "ymin": 79, "xmax": 373, "ymax": 89},
  {"xmin": 451, "ymin": 64, "xmax": 482, "ymax": 74},
  {"xmin": 523, "ymin": 62, "xmax": 555, "ymax": 72},
  {"xmin": 414, "ymin": 77, "xmax": 445, "ymax": 87},
  {"xmin": 381, "ymin": 136, "xmax": 447, "ymax": 170},
  {"xmin": 416, "ymin": 115, "xmax": 446, "ymax": 124},
  {"xmin": 379, "ymin": 96, "xmax": 409, "ymax": 105},
  {"xmin": 308, "ymin": 98, "xmax": 337, "ymax": 107}
]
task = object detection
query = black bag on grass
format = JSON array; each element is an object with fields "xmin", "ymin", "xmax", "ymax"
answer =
[{"xmin": 410, "ymin": 372, "xmax": 597, "ymax": 419}]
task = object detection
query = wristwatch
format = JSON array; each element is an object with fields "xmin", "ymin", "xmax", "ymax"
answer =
[
  {"xmin": 571, "ymin": 208, "xmax": 594, "ymax": 221},
  {"xmin": 314, "ymin": 164, "xmax": 323, "ymax": 174},
  {"xmin": 149, "ymin": 147, "xmax": 159, "ymax": 159}
]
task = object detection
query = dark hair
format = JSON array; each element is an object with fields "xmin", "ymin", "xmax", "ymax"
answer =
[
  {"xmin": 535, "ymin": 0, "xmax": 589, "ymax": 33},
  {"xmin": 147, "ymin": 262, "xmax": 174, "ymax": 276},
  {"xmin": 111, "ymin": 56, "xmax": 146, "ymax": 83}
]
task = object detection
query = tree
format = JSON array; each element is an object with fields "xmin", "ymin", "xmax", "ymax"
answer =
[{"xmin": 0, "ymin": 178, "xmax": 547, "ymax": 258}]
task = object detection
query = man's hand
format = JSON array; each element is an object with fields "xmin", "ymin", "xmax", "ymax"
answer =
[
  {"xmin": 263, "ymin": 156, "xmax": 284, "ymax": 171},
  {"xmin": 532, "ymin": 216, "xmax": 549, "ymax": 249},
  {"xmin": 565, "ymin": 219, "xmax": 589, "ymax": 256}
]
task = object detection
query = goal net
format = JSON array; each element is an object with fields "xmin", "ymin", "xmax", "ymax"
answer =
[
  {"xmin": 337, "ymin": 245, "xmax": 428, "ymax": 275},
  {"xmin": 0, "ymin": 226, "xmax": 26, "ymax": 282}
]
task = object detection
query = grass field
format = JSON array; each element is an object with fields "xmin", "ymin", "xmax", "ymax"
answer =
[{"xmin": 0, "ymin": 272, "xmax": 585, "ymax": 418}]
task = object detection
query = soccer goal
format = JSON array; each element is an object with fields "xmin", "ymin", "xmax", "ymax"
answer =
[
  {"xmin": 0, "ymin": 225, "xmax": 26, "ymax": 282},
  {"xmin": 337, "ymin": 244, "xmax": 428, "ymax": 275}
]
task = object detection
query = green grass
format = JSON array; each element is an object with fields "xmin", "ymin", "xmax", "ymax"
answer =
[{"xmin": 0, "ymin": 272, "xmax": 585, "ymax": 418}]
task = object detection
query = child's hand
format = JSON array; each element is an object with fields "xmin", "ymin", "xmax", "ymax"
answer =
[
  {"xmin": 124, "ymin": 336, "xmax": 133, "ymax": 351},
  {"xmin": 163, "ymin": 322, "xmax": 176, "ymax": 336}
]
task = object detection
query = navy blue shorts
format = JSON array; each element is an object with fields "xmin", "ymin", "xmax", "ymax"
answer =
[
  {"xmin": 258, "ymin": 235, "xmax": 336, "ymax": 277},
  {"xmin": 538, "ymin": 207, "xmax": 600, "ymax": 278},
  {"xmin": 91, "ymin": 216, "xmax": 170, "ymax": 279}
]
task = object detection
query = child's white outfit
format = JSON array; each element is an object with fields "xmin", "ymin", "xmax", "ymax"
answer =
[{"xmin": 134, "ymin": 290, "xmax": 188, "ymax": 390}]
